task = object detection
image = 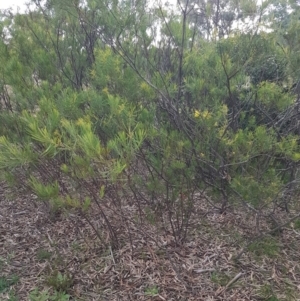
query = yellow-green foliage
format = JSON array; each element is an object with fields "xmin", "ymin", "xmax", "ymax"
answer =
[
  {"xmin": 29, "ymin": 177, "xmax": 59, "ymax": 200},
  {"xmin": 257, "ymin": 82, "xmax": 294, "ymax": 111}
]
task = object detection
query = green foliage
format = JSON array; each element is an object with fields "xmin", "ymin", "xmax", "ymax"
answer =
[
  {"xmin": 46, "ymin": 271, "xmax": 73, "ymax": 293},
  {"xmin": 29, "ymin": 177, "xmax": 59, "ymax": 200},
  {"xmin": 258, "ymin": 284, "xmax": 278, "ymax": 301},
  {"xmin": 29, "ymin": 289, "xmax": 70, "ymax": 301},
  {"xmin": 230, "ymin": 171, "xmax": 282, "ymax": 208},
  {"xmin": 293, "ymin": 219, "xmax": 300, "ymax": 230},
  {"xmin": 29, "ymin": 289, "xmax": 50, "ymax": 301},
  {"xmin": 248, "ymin": 237, "xmax": 279, "ymax": 258},
  {"xmin": 257, "ymin": 81, "xmax": 293, "ymax": 111},
  {"xmin": 0, "ymin": 0, "xmax": 299, "ymax": 249},
  {"xmin": 266, "ymin": 297, "xmax": 280, "ymax": 301},
  {"xmin": 211, "ymin": 271, "xmax": 230, "ymax": 286},
  {"xmin": 7, "ymin": 291, "xmax": 18, "ymax": 301},
  {"xmin": 36, "ymin": 249, "xmax": 53, "ymax": 262},
  {"xmin": 0, "ymin": 275, "xmax": 19, "ymax": 293},
  {"xmin": 144, "ymin": 286, "xmax": 159, "ymax": 296},
  {"xmin": 0, "ymin": 136, "xmax": 36, "ymax": 169}
]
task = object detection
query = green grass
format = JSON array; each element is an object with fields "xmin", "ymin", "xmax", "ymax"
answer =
[
  {"xmin": 0, "ymin": 275, "xmax": 19, "ymax": 293},
  {"xmin": 7, "ymin": 291, "xmax": 18, "ymax": 301},
  {"xmin": 293, "ymin": 218, "xmax": 300, "ymax": 230},
  {"xmin": 46, "ymin": 271, "xmax": 73, "ymax": 292},
  {"xmin": 29, "ymin": 288, "xmax": 70, "ymax": 301},
  {"xmin": 266, "ymin": 297, "xmax": 280, "ymax": 301},
  {"xmin": 36, "ymin": 249, "xmax": 52, "ymax": 261},
  {"xmin": 144, "ymin": 285, "xmax": 159, "ymax": 296},
  {"xmin": 211, "ymin": 271, "xmax": 230, "ymax": 286},
  {"xmin": 248, "ymin": 237, "xmax": 279, "ymax": 258},
  {"xmin": 258, "ymin": 283, "xmax": 279, "ymax": 301}
]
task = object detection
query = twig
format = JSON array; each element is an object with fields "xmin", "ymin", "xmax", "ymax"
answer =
[
  {"xmin": 216, "ymin": 272, "xmax": 243, "ymax": 296},
  {"xmin": 194, "ymin": 268, "xmax": 215, "ymax": 273},
  {"xmin": 109, "ymin": 245, "xmax": 116, "ymax": 265}
]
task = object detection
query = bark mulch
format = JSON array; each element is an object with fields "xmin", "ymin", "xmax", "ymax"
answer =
[{"xmin": 1, "ymin": 182, "xmax": 300, "ymax": 300}]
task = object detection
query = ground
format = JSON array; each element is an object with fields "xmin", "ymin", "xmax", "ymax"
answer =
[{"xmin": 1, "ymin": 181, "xmax": 300, "ymax": 301}]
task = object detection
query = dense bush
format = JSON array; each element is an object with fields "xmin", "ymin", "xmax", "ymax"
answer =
[{"xmin": 1, "ymin": 0, "xmax": 300, "ymax": 247}]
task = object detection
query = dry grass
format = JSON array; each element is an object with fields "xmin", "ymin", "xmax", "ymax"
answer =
[{"xmin": 1, "ymin": 181, "xmax": 300, "ymax": 301}]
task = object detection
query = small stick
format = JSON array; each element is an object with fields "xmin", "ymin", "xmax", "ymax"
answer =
[
  {"xmin": 194, "ymin": 268, "xmax": 215, "ymax": 273},
  {"xmin": 109, "ymin": 245, "xmax": 116, "ymax": 265},
  {"xmin": 216, "ymin": 272, "xmax": 243, "ymax": 296}
]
